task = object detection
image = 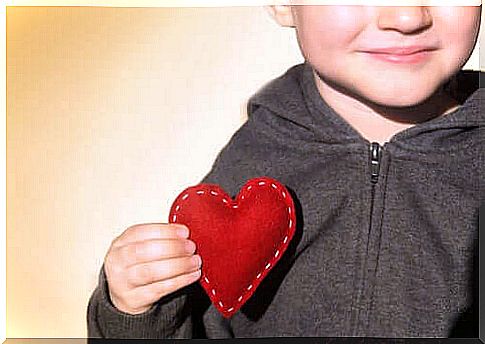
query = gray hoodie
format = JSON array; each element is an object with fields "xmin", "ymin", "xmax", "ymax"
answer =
[{"xmin": 86, "ymin": 62, "xmax": 482, "ymax": 338}]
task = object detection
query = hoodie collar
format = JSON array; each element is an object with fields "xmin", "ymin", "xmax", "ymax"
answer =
[{"xmin": 247, "ymin": 62, "xmax": 483, "ymax": 151}]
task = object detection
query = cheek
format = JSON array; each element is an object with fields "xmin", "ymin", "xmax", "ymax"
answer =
[
  {"xmin": 295, "ymin": 6, "xmax": 366, "ymax": 61},
  {"xmin": 434, "ymin": 7, "xmax": 481, "ymax": 62}
]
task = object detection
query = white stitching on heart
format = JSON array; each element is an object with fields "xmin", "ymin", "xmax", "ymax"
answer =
[{"xmin": 171, "ymin": 179, "xmax": 294, "ymax": 314}]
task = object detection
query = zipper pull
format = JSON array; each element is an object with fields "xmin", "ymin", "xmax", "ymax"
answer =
[{"xmin": 369, "ymin": 142, "xmax": 381, "ymax": 184}]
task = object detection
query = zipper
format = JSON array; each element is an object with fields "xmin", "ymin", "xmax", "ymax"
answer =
[
  {"xmin": 370, "ymin": 142, "xmax": 381, "ymax": 185},
  {"xmin": 368, "ymin": 142, "xmax": 382, "ymax": 257},
  {"xmin": 351, "ymin": 141, "xmax": 382, "ymax": 335}
]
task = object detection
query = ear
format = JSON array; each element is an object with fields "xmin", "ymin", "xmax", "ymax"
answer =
[{"xmin": 265, "ymin": 5, "xmax": 295, "ymax": 28}]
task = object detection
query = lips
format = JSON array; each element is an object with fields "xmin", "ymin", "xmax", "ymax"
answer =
[
  {"xmin": 364, "ymin": 46, "xmax": 437, "ymax": 55},
  {"xmin": 360, "ymin": 45, "xmax": 437, "ymax": 64}
]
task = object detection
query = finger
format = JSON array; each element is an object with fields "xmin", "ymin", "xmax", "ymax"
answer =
[
  {"xmin": 125, "ymin": 270, "xmax": 202, "ymax": 310},
  {"xmin": 116, "ymin": 239, "xmax": 197, "ymax": 268},
  {"xmin": 112, "ymin": 223, "xmax": 189, "ymax": 249},
  {"xmin": 126, "ymin": 255, "xmax": 202, "ymax": 287}
]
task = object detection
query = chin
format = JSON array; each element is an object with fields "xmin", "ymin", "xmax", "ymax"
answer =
[
  {"xmin": 372, "ymin": 96, "xmax": 430, "ymax": 108},
  {"xmin": 360, "ymin": 86, "xmax": 439, "ymax": 109}
]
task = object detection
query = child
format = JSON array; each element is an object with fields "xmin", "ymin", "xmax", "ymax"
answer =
[{"xmin": 87, "ymin": 5, "xmax": 482, "ymax": 338}]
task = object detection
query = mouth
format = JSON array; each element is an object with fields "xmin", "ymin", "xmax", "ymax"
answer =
[{"xmin": 359, "ymin": 46, "xmax": 438, "ymax": 64}]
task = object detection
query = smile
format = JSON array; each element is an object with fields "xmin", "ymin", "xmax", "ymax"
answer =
[{"xmin": 360, "ymin": 46, "xmax": 437, "ymax": 64}]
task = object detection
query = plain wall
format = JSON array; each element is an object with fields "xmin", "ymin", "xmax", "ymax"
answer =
[{"xmin": 6, "ymin": 6, "xmax": 483, "ymax": 338}]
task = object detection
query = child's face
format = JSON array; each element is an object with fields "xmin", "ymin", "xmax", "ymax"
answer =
[{"xmin": 271, "ymin": 6, "xmax": 481, "ymax": 107}]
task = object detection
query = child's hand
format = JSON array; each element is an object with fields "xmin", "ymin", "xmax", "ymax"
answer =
[{"xmin": 103, "ymin": 223, "xmax": 202, "ymax": 315}]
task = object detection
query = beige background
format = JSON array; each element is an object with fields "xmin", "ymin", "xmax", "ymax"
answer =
[{"xmin": 6, "ymin": 6, "xmax": 483, "ymax": 338}]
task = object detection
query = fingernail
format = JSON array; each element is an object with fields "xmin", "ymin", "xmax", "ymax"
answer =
[
  {"xmin": 175, "ymin": 225, "xmax": 189, "ymax": 238},
  {"xmin": 192, "ymin": 254, "xmax": 202, "ymax": 268},
  {"xmin": 185, "ymin": 240, "xmax": 196, "ymax": 253}
]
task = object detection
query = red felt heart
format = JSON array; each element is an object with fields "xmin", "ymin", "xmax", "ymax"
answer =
[{"xmin": 169, "ymin": 176, "xmax": 296, "ymax": 318}]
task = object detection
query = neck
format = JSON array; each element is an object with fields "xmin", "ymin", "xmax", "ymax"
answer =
[{"xmin": 313, "ymin": 70, "xmax": 460, "ymax": 145}]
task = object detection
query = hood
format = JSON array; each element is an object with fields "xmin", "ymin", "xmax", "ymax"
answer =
[{"xmin": 247, "ymin": 62, "xmax": 483, "ymax": 151}]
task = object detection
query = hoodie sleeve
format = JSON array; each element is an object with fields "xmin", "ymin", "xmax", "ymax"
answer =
[{"xmin": 86, "ymin": 264, "xmax": 195, "ymax": 339}]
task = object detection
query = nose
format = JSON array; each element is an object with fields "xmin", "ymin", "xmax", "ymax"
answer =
[{"xmin": 377, "ymin": 7, "xmax": 433, "ymax": 34}]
